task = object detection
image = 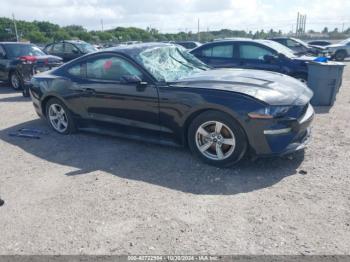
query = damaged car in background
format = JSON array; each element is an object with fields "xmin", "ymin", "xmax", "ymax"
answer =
[{"xmin": 29, "ymin": 43, "xmax": 314, "ymax": 167}]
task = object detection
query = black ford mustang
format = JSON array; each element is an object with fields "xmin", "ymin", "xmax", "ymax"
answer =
[{"xmin": 29, "ymin": 43, "xmax": 314, "ymax": 167}]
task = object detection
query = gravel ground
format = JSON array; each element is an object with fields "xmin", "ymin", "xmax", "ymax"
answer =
[{"xmin": 0, "ymin": 63, "xmax": 349, "ymax": 255}]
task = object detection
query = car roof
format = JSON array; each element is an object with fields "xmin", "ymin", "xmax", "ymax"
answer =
[{"xmin": 104, "ymin": 42, "xmax": 175, "ymax": 56}]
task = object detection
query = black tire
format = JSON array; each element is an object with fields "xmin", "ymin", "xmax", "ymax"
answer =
[
  {"xmin": 22, "ymin": 85, "xmax": 30, "ymax": 97},
  {"xmin": 9, "ymin": 71, "xmax": 23, "ymax": 90},
  {"xmin": 45, "ymin": 98, "xmax": 76, "ymax": 135},
  {"xmin": 335, "ymin": 50, "xmax": 347, "ymax": 61},
  {"xmin": 187, "ymin": 110, "xmax": 248, "ymax": 167}
]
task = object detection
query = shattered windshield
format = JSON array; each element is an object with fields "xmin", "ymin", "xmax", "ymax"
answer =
[{"xmin": 135, "ymin": 45, "xmax": 209, "ymax": 82}]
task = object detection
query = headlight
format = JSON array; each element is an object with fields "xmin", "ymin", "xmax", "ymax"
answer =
[{"xmin": 248, "ymin": 106, "xmax": 290, "ymax": 119}]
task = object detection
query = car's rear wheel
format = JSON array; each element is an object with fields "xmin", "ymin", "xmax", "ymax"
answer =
[
  {"xmin": 188, "ymin": 111, "xmax": 247, "ymax": 167},
  {"xmin": 46, "ymin": 98, "xmax": 76, "ymax": 135},
  {"xmin": 335, "ymin": 50, "xmax": 346, "ymax": 61},
  {"xmin": 10, "ymin": 71, "xmax": 23, "ymax": 90}
]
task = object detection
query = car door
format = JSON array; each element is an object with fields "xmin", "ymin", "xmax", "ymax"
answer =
[
  {"xmin": 237, "ymin": 42, "xmax": 282, "ymax": 73},
  {"xmin": 50, "ymin": 43, "xmax": 65, "ymax": 61},
  {"xmin": 67, "ymin": 53, "xmax": 160, "ymax": 135},
  {"xmin": 192, "ymin": 43, "xmax": 240, "ymax": 68},
  {"xmin": 64, "ymin": 43, "xmax": 81, "ymax": 61},
  {"xmin": 0, "ymin": 44, "xmax": 8, "ymax": 81}
]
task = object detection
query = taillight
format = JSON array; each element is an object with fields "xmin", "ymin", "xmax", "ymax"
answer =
[{"xmin": 19, "ymin": 56, "xmax": 37, "ymax": 64}]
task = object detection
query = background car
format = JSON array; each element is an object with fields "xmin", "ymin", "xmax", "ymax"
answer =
[
  {"xmin": 190, "ymin": 39, "xmax": 315, "ymax": 82},
  {"xmin": 0, "ymin": 42, "xmax": 62, "ymax": 90},
  {"xmin": 269, "ymin": 37, "xmax": 325, "ymax": 56},
  {"xmin": 324, "ymin": 38, "xmax": 350, "ymax": 61},
  {"xmin": 29, "ymin": 43, "xmax": 314, "ymax": 167},
  {"xmin": 175, "ymin": 41, "xmax": 202, "ymax": 49},
  {"xmin": 44, "ymin": 40, "xmax": 97, "ymax": 62},
  {"xmin": 308, "ymin": 40, "xmax": 332, "ymax": 47}
]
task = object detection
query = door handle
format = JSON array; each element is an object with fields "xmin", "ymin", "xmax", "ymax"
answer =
[{"xmin": 83, "ymin": 88, "xmax": 96, "ymax": 94}]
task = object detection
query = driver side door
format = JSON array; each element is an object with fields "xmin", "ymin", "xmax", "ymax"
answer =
[{"xmin": 68, "ymin": 54, "xmax": 160, "ymax": 136}]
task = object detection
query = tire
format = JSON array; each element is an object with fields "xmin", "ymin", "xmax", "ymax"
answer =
[
  {"xmin": 22, "ymin": 85, "xmax": 30, "ymax": 97},
  {"xmin": 187, "ymin": 110, "xmax": 248, "ymax": 167},
  {"xmin": 45, "ymin": 98, "xmax": 76, "ymax": 135},
  {"xmin": 335, "ymin": 50, "xmax": 346, "ymax": 61},
  {"xmin": 9, "ymin": 71, "xmax": 23, "ymax": 90}
]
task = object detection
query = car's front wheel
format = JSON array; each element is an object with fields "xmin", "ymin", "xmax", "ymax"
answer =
[
  {"xmin": 46, "ymin": 98, "xmax": 76, "ymax": 135},
  {"xmin": 335, "ymin": 50, "xmax": 347, "ymax": 61},
  {"xmin": 188, "ymin": 111, "xmax": 248, "ymax": 167}
]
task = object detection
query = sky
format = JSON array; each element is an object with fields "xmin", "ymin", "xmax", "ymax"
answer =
[{"xmin": 1, "ymin": 0, "xmax": 349, "ymax": 33}]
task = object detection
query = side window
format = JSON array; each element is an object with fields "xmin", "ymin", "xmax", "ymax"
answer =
[
  {"xmin": 44, "ymin": 44, "xmax": 53, "ymax": 53},
  {"xmin": 68, "ymin": 63, "xmax": 83, "ymax": 77},
  {"xmin": 239, "ymin": 44, "xmax": 274, "ymax": 60},
  {"xmin": 86, "ymin": 56, "xmax": 142, "ymax": 81},
  {"xmin": 202, "ymin": 45, "xmax": 233, "ymax": 58},
  {"xmin": 65, "ymin": 43, "xmax": 79, "ymax": 54},
  {"xmin": 286, "ymin": 39, "xmax": 299, "ymax": 47},
  {"xmin": 0, "ymin": 45, "xmax": 6, "ymax": 57},
  {"xmin": 52, "ymin": 43, "xmax": 64, "ymax": 53}
]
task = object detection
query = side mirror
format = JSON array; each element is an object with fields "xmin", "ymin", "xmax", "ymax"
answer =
[
  {"xmin": 72, "ymin": 49, "xmax": 80, "ymax": 54},
  {"xmin": 120, "ymin": 75, "xmax": 142, "ymax": 84}
]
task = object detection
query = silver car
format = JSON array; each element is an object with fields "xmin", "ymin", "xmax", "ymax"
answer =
[{"xmin": 325, "ymin": 38, "xmax": 350, "ymax": 61}]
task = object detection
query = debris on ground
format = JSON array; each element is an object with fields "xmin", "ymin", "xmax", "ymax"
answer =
[{"xmin": 8, "ymin": 128, "xmax": 48, "ymax": 139}]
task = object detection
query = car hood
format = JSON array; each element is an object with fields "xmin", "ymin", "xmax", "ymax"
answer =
[{"xmin": 173, "ymin": 69, "xmax": 313, "ymax": 106}]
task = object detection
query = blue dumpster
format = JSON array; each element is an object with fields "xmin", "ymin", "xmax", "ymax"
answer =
[{"xmin": 307, "ymin": 61, "xmax": 345, "ymax": 106}]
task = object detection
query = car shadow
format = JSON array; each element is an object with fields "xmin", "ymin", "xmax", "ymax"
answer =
[{"xmin": 0, "ymin": 119, "xmax": 305, "ymax": 195}]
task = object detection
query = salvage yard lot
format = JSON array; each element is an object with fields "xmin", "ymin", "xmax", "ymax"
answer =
[{"xmin": 0, "ymin": 62, "xmax": 350, "ymax": 255}]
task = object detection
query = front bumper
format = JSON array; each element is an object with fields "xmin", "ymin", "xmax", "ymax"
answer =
[{"xmin": 246, "ymin": 104, "xmax": 314, "ymax": 156}]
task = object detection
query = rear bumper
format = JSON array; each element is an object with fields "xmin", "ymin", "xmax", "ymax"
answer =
[{"xmin": 247, "ymin": 104, "xmax": 314, "ymax": 156}]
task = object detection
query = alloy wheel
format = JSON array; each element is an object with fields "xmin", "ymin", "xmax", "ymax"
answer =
[
  {"xmin": 48, "ymin": 104, "xmax": 69, "ymax": 133},
  {"xmin": 11, "ymin": 73, "xmax": 20, "ymax": 90},
  {"xmin": 195, "ymin": 121, "xmax": 236, "ymax": 161}
]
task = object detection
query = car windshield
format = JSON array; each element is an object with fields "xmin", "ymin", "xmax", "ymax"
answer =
[
  {"xmin": 135, "ymin": 45, "xmax": 209, "ymax": 82},
  {"xmin": 262, "ymin": 40, "xmax": 296, "ymax": 58},
  {"xmin": 75, "ymin": 42, "xmax": 97, "ymax": 53},
  {"xmin": 4, "ymin": 44, "xmax": 45, "ymax": 58}
]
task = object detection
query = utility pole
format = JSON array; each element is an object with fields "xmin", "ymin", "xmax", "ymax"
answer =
[
  {"xmin": 197, "ymin": 18, "xmax": 200, "ymax": 42},
  {"xmin": 296, "ymin": 12, "xmax": 300, "ymax": 36},
  {"xmin": 101, "ymin": 19, "xmax": 104, "ymax": 32},
  {"xmin": 342, "ymin": 23, "xmax": 345, "ymax": 33},
  {"xmin": 12, "ymin": 13, "xmax": 19, "ymax": 42}
]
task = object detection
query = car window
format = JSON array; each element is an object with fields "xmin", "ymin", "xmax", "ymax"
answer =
[
  {"xmin": 239, "ymin": 44, "xmax": 273, "ymax": 60},
  {"xmin": 202, "ymin": 44, "xmax": 233, "ymax": 58},
  {"xmin": 0, "ymin": 45, "xmax": 6, "ymax": 57},
  {"xmin": 44, "ymin": 44, "xmax": 53, "ymax": 53},
  {"xmin": 53, "ymin": 43, "xmax": 64, "ymax": 53},
  {"xmin": 286, "ymin": 39, "xmax": 300, "ymax": 47},
  {"xmin": 86, "ymin": 56, "xmax": 143, "ymax": 81},
  {"xmin": 64, "ymin": 43, "xmax": 79, "ymax": 54},
  {"xmin": 68, "ymin": 63, "xmax": 83, "ymax": 77}
]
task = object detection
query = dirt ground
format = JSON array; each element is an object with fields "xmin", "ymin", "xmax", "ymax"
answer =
[{"xmin": 0, "ymin": 62, "xmax": 349, "ymax": 255}]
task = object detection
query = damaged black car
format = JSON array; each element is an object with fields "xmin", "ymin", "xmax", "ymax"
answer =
[{"xmin": 29, "ymin": 43, "xmax": 314, "ymax": 167}]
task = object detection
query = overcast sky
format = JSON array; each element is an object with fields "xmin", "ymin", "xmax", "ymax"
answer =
[{"xmin": 1, "ymin": 0, "xmax": 349, "ymax": 33}]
